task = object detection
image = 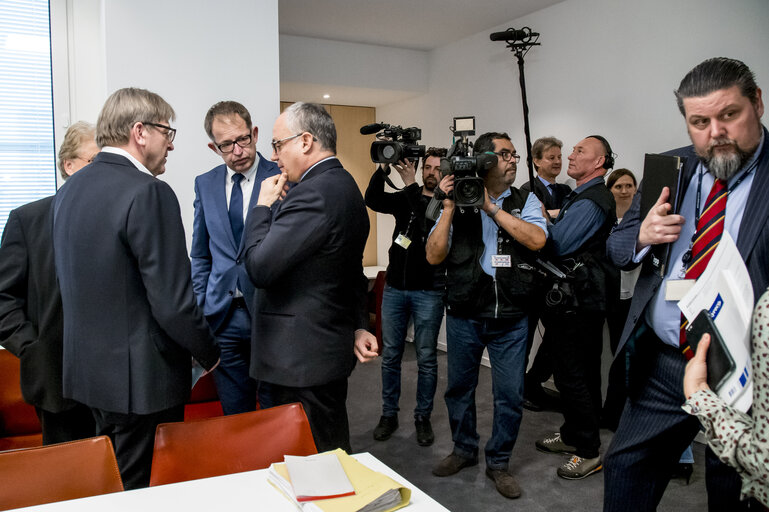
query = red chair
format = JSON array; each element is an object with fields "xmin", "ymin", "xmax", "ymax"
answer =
[
  {"xmin": 0, "ymin": 350, "xmax": 42, "ymax": 451},
  {"xmin": 0, "ymin": 435, "xmax": 123, "ymax": 510},
  {"xmin": 184, "ymin": 371, "xmax": 224, "ymax": 420},
  {"xmin": 149, "ymin": 402, "xmax": 317, "ymax": 486},
  {"xmin": 368, "ymin": 270, "xmax": 386, "ymax": 355}
]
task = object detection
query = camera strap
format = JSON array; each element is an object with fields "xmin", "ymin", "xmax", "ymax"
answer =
[{"xmin": 378, "ymin": 164, "xmax": 405, "ymax": 191}]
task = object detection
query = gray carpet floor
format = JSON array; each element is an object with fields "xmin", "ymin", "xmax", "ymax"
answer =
[{"xmin": 346, "ymin": 343, "xmax": 707, "ymax": 511}]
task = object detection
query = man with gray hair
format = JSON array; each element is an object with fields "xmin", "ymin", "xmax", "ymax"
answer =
[
  {"xmin": 53, "ymin": 87, "xmax": 220, "ymax": 489},
  {"xmin": 604, "ymin": 57, "xmax": 768, "ymax": 510},
  {"xmin": 244, "ymin": 102, "xmax": 378, "ymax": 452}
]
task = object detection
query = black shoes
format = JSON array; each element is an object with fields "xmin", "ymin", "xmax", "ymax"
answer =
[
  {"xmin": 415, "ymin": 416, "xmax": 434, "ymax": 446},
  {"xmin": 373, "ymin": 415, "xmax": 398, "ymax": 441},
  {"xmin": 432, "ymin": 453, "xmax": 478, "ymax": 477},
  {"xmin": 671, "ymin": 462, "xmax": 693, "ymax": 485}
]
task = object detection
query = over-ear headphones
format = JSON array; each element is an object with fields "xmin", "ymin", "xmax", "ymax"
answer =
[{"xmin": 587, "ymin": 135, "xmax": 615, "ymax": 170}]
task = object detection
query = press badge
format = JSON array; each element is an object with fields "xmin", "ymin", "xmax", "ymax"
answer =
[
  {"xmin": 665, "ymin": 279, "xmax": 695, "ymax": 301},
  {"xmin": 395, "ymin": 233, "xmax": 412, "ymax": 249},
  {"xmin": 491, "ymin": 254, "xmax": 511, "ymax": 267}
]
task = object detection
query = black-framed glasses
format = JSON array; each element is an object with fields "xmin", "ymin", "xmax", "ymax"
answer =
[
  {"xmin": 271, "ymin": 132, "xmax": 305, "ymax": 153},
  {"xmin": 215, "ymin": 134, "xmax": 252, "ymax": 153},
  {"xmin": 142, "ymin": 121, "xmax": 176, "ymax": 143},
  {"xmin": 494, "ymin": 150, "xmax": 521, "ymax": 163}
]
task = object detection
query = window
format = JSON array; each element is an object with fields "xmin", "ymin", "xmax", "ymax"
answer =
[{"xmin": 0, "ymin": 0, "xmax": 56, "ymax": 236}]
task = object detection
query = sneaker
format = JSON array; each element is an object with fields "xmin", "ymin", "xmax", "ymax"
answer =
[
  {"xmin": 557, "ymin": 455, "xmax": 603, "ymax": 480},
  {"xmin": 415, "ymin": 416, "xmax": 434, "ymax": 447},
  {"xmin": 485, "ymin": 468, "xmax": 522, "ymax": 499},
  {"xmin": 535, "ymin": 432, "xmax": 576, "ymax": 455},
  {"xmin": 432, "ymin": 453, "xmax": 478, "ymax": 477},
  {"xmin": 373, "ymin": 415, "xmax": 398, "ymax": 441}
]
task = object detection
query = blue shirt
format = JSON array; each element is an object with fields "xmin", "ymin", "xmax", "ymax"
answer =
[
  {"xmin": 645, "ymin": 134, "xmax": 763, "ymax": 347},
  {"xmin": 430, "ymin": 190, "xmax": 547, "ymax": 278},
  {"xmin": 548, "ymin": 176, "xmax": 608, "ymax": 256}
]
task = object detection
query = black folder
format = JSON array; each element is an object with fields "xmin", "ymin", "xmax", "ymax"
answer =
[{"xmin": 640, "ymin": 153, "xmax": 685, "ymax": 275}]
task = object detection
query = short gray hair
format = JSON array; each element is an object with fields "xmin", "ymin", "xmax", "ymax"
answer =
[
  {"xmin": 283, "ymin": 102, "xmax": 336, "ymax": 154},
  {"xmin": 57, "ymin": 121, "xmax": 95, "ymax": 179},
  {"xmin": 96, "ymin": 87, "xmax": 175, "ymax": 148}
]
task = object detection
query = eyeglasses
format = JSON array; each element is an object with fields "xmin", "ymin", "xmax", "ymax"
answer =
[
  {"xmin": 494, "ymin": 150, "xmax": 521, "ymax": 163},
  {"xmin": 271, "ymin": 132, "xmax": 305, "ymax": 153},
  {"xmin": 142, "ymin": 121, "xmax": 176, "ymax": 143},
  {"xmin": 214, "ymin": 134, "xmax": 252, "ymax": 153},
  {"xmin": 75, "ymin": 154, "xmax": 97, "ymax": 164}
]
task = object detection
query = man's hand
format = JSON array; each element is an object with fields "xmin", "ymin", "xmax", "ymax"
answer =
[
  {"xmin": 354, "ymin": 329, "xmax": 378, "ymax": 363},
  {"xmin": 637, "ymin": 187, "xmax": 685, "ymax": 250},
  {"xmin": 392, "ymin": 159, "xmax": 417, "ymax": 186},
  {"xmin": 437, "ymin": 174, "xmax": 455, "ymax": 210},
  {"xmin": 684, "ymin": 334, "xmax": 712, "ymax": 399},
  {"xmin": 257, "ymin": 172, "xmax": 289, "ymax": 207}
]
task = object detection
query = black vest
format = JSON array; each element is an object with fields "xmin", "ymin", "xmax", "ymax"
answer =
[
  {"xmin": 446, "ymin": 188, "xmax": 541, "ymax": 318},
  {"xmin": 548, "ymin": 181, "xmax": 619, "ymax": 312}
]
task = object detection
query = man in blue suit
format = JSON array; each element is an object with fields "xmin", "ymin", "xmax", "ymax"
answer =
[
  {"xmin": 191, "ymin": 101, "xmax": 279, "ymax": 415},
  {"xmin": 604, "ymin": 58, "xmax": 768, "ymax": 511}
]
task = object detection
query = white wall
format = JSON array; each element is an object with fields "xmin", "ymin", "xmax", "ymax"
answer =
[
  {"xmin": 375, "ymin": 0, "xmax": 769, "ymax": 264},
  {"xmin": 51, "ymin": 0, "xmax": 280, "ymax": 249}
]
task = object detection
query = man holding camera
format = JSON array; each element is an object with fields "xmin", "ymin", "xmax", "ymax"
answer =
[
  {"xmin": 364, "ymin": 147, "xmax": 447, "ymax": 447},
  {"xmin": 426, "ymin": 132, "xmax": 547, "ymax": 499},
  {"xmin": 534, "ymin": 135, "xmax": 618, "ymax": 480}
]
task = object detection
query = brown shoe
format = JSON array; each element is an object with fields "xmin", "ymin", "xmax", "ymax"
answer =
[
  {"xmin": 485, "ymin": 468, "xmax": 522, "ymax": 499},
  {"xmin": 432, "ymin": 453, "xmax": 478, "ymax": 477}
]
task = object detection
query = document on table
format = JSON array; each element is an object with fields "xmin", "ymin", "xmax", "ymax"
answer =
[
  {"xmin": 285, "ymin": 452, "xmax": 355, "ymax": 502},
  {"xmin": 677, "ymin": 232, "xmax": 754, "ymax": 412}
]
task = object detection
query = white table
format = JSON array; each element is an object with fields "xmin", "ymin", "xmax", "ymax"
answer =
[{"xmin": 12, "ymin": 452, "xmax": 450, "ymax": 511}]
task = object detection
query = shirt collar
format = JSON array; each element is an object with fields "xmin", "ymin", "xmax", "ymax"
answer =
[
  {"xmin": 101, "ymin": 146, "xmax": 154, "ymax": 176},
  {"xmin": 300, "ymin": 156, "xmax": 336, "ymax": 182}
]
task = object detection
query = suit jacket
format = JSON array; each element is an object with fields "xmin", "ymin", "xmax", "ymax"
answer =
[
  {"xmin": 607, "ymin": 127, "xmax": 769, "ymax": 355},
  {"xmin": 0, "ymin": 196, "xmax": 77, "ymax": 413},
  {"xmin": 243, "ymin": 157, "xmax": 369, "ymax": 388},
  {"xmin": 53, "ymin": 152, "xmax": 220, "ymax": 415},
  {"xmin": 190, "ymin": 154, "xmax": 280, "ymax": 332},
  {"xmin": 520, "ymin": 177, "xmax": 572, "ymax": 210}
]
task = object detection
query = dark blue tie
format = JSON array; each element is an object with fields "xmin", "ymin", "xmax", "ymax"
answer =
[{"xmin": 229, "ymin": 173, "xmax": 244, "ymax": 246}]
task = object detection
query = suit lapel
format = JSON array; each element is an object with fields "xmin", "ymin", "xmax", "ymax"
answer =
[{"xmin": 737, "ymin": 127, "xmax": 769, "ymax": 258}]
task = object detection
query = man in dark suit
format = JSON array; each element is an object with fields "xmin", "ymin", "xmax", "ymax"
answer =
[
  {"xmin": 243, "ymin": 102, "xmax": 378, "ymax": 453},
  {"xmin": 604, "ymin": 58, "xmax": 768, "ymax": 511},
  {"xmin": 520, "ymin": 136, "xmax": 572, "ymax": 411},
  {"xmin": 53, "ymin": 88, "xmax": 220, "ymax": 489},
  {"xmin": 0, "ymin": 122, "xmax": 98, "ymax": 444},
  {"xmin": 191, "ymin": 101, "xmax": 279, "ymax": 415}
]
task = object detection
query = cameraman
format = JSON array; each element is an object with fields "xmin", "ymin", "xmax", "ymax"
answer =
[
  {"xmin": 534, "ymin": 136, "xmax": 619, "ymax": 481},
  {"xmin": 364, "ymin": 147, "xmax": 447, "ymax": 447},
  {"xmin": 426, "ymin": 132, "xmax": 547, "ymax": 499}
]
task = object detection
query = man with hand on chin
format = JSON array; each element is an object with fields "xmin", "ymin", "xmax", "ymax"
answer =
[{"xmin": 243, "ymin": 102, "xmax": 377, "ymax": 453}]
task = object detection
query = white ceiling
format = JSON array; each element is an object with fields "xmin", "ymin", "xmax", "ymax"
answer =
[{"xmin": 279, "ymin": 0, "xmax": 565, "ymax": 51}]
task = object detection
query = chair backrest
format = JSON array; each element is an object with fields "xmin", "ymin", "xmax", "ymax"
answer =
[
  {"xmin": 0, "ymin": 435, "xmax": 123, "ymax": 510},
  {"xmin": 0, "ymin": 350, "xmax": 43, "ymax": 451},
  {"xmin": 149, "ymin": 402, "xmax": 317, "ymax": 486},
  {"xmin": 184, "ymin": 372, "xmax": 223, "ymax": 420}
]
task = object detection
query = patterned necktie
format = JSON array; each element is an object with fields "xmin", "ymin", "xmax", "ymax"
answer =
[
  {"xmin": 679, "ymin": 178, "xmax": 727, "ymax": 359},
  {"xmin": 229, "ymin": 173, "xmax": 245, "ymax": 246}
]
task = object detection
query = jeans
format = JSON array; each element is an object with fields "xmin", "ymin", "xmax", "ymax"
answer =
[
  {"xmin": 445, "ymin": 314, "xmax": 527, "ymax": 469},
  {"xmin": 380, "ymin": 285, "xmax": 444, "ymax": 419}
]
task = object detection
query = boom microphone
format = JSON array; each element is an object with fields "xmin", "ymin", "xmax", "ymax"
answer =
[
  {"xmin": 360, "ymin": 123, "xmax": 387, "ymax": 135},
  {"xmin": 489, "ymin": 28, "xmax": 538, "ymax": 42}
]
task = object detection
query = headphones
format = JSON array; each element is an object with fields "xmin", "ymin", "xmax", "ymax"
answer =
[{"xmin": 587, "ymin": 135, "xmax": 615, "ymax": 170}]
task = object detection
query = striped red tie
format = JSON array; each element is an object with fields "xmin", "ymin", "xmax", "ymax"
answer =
[{"xmin": 679, "ymin": 178, "xmax": 727, "ymax": 359}]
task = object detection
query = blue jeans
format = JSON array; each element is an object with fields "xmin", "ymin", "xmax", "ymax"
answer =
[
  {"xmin": 445, "ymin": 314, "xmax": 527, "ymax": 470},
  {"xmin": 380, "ymin": 285, "xmax": 444, "ymax": 419}
]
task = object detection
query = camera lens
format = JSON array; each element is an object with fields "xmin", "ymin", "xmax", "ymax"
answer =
[{"xmin": 382, "ymin": 145, "xmax": 396, "ymax": 160}]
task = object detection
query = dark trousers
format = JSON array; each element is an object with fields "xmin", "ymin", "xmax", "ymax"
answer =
[
  {"xmin": 603, "ymin": 331, "xmax": 752, "ymax": 511},
  {"xmin": 602, "ymin": 297, "xmax": 632, "ymax": 430},
  {"xmin": 213, "ymin": 298, "xmax": 257, "ymax": 415},
  {"xmin": 91, "ymin": 405, "xmax": 184, "ymax": 490},
  {"xmin": 547, "ymin": 309, "xmax": 604, "ymax": 459},
  {"xmin": 260, "ymin": 378, "xmax": 351, "ymax": 453},
  {"xmin": 36, "ymin": 402, "xmax": 96, "ymax": 445}
]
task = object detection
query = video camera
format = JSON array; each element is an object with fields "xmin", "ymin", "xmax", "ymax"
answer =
[
  {"xmin": 436, "ymin": 116, "xmax": 497, "ymax": 208},
  {"xmin": 361, "ymin": 122, "xmax": 426, "ymax": 164}
]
